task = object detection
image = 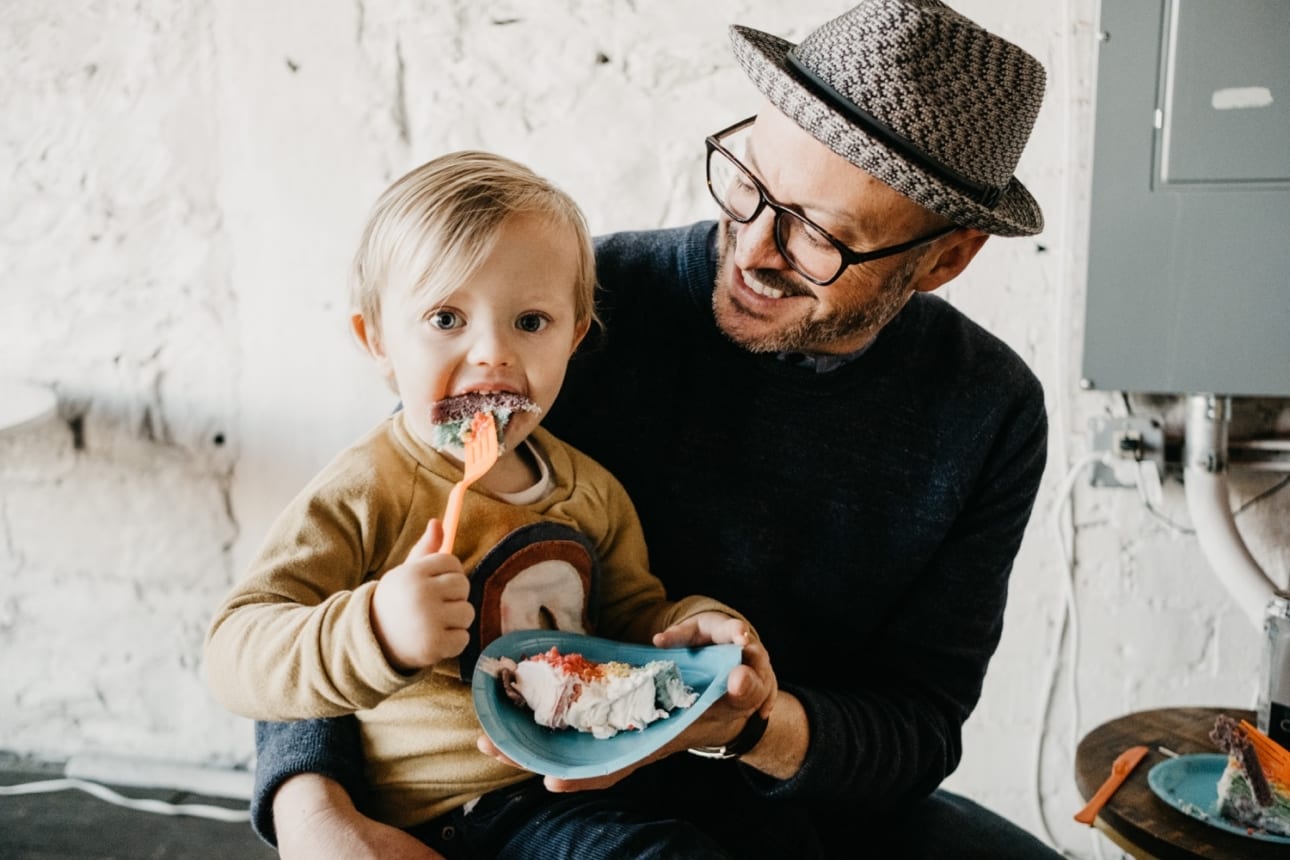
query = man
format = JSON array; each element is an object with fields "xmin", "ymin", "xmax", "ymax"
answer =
[{"xmin": 254, "ymin": 2, "xmax": 1056, "ymax": 856}]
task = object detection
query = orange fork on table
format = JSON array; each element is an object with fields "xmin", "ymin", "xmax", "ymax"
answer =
[{"xmin": 1074, "ymin": 745, "xmax": 1150, "ymax": 826}]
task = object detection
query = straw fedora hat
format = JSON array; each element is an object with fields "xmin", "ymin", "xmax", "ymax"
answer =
[{"xmin": 730, "ymin": 0, "xmax": 1046, "ymax": 236}]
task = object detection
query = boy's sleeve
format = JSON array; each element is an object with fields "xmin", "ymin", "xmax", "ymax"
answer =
[
  {"xmin": 204, "ymin": 473, "xmax": 414, "ymax": 720},
  {"xmin": 251, "ymin": 717, "xmax": 366, "ymax": 847}
]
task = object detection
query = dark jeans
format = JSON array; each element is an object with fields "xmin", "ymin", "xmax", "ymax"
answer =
[
  {"xmin": 406, "ymin": 769, "xmax": 1060, "ymax": 859},
  {"xmin": 409, "ymin": 777, "xmax": 728, "ymax": 859},
  {"xmin": 885, "ymin": 790, "xmax": 1060, "ymax": 859}
]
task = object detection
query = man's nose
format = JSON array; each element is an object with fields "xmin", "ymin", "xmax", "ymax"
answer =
[{"xmin": 731, "ymin": 208, "xmax": 790, "ymax": 273}]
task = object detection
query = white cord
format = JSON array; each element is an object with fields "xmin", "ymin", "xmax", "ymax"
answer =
[
  {"xmin": 0, "ymin": 777, "xmax": 250, "ymax": 823},
  {"xmin": 1034, "ymin": 450, "xmax": 1111, "ymax": 855},
  {"xmin": 1135, "ymin": 469, "xmax": 1194, "ymax": 534}
]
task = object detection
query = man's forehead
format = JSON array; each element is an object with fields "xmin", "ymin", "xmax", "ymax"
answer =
[{"xmin": 744, "ymin": 104, "xmax": 919, "ymax": 235}]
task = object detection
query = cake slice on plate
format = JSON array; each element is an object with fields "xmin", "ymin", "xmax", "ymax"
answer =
[
  {"xmin": 485, "ymin": 646, "xmax": 698, "ymax": 739},
  {"xmin": 1209, "ymin": 714, "xmax": 1290, "ymax": 836}
]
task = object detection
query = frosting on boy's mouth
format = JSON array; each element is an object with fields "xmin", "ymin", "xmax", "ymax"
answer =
[{"xmin": 429, "ymin": 391, "xmax": 541, "ymax": 452}]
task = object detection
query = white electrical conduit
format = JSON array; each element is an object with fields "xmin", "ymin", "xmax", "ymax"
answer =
[{"xmin": 1183, "ymin": 393, "xmax": 1280, "ymax": 629}]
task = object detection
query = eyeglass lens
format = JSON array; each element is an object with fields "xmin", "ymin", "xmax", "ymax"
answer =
[{"xmin": 707, "ymin": 145, "xmax": 843, "ymax": 283}]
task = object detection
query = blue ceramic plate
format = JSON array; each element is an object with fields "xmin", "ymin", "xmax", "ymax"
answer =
[
  {"xmin": 1147, "ymin": 753, "xmax": 1290, "ymax": 844},
  {"xmin": 472, "ymin": 630, "xmax": 742, "ymax": 779}
]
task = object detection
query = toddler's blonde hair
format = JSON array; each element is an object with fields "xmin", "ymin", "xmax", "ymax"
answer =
[{"xmin": 352, "ymin": 151, "xmax": 597, "ymax": 333}]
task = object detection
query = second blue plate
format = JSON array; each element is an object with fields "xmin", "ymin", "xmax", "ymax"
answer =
[
  {"xmin": 1147, "ymin": 753, "xmax": 1290, "ymax": 844},
  {"xmin": 472, "ymin": 630, "xmax": 742, "ymax": 779}
]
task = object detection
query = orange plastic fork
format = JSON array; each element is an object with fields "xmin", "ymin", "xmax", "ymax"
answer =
[
  {"xmin": 1074, "ymin": 745, "xmax": 1149, "ymax": 825},
  {"xmin": 441, "ymin": 412, "xmax": 499, "ymax": 555}
]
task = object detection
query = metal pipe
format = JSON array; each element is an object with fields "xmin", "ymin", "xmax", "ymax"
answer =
[
  {"xmin": 1229, "ymin": 439, "xmax": 1290, "ymax": 471},
  {"xmin": 1183, "ymin": 393, "xmax": 1278, "ymax": 629}
]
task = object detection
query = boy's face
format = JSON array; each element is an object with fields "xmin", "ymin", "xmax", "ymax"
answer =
[{"xmin": 357, "ymin": 211, "xmax": 588, "ymax": 457}]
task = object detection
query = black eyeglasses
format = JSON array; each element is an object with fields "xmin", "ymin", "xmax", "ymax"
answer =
[{"xmin": 705, "ymin": 116, "xmax": 958, "ymax": 286}]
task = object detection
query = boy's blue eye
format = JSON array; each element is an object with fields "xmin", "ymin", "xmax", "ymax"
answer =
[
  {"xmin": 429, "ymin": 310, "xmax": 462, "ymax": 330},
  {"xmin": 516, "ymin": 313, "xmax": 549, "ymax": 333}
]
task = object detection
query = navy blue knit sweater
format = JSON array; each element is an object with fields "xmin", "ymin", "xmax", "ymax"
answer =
[{"xmin": 252, "ymin": 221, "xmax": 1047, "ymax": 843}]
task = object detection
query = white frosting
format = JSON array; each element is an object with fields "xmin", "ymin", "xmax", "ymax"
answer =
[{"xmin": 511, "ymin": 655, "xmax": 697, "ymax": 739}]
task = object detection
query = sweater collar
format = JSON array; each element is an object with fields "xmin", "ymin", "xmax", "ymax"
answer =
[{"xmin": 775, "ymin": 340, "xmax": 876, "ymax": 373}]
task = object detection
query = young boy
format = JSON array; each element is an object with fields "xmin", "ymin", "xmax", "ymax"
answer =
[{"xmin": 203, "ymin": 152, "xmax": 755, "ymax": 840}]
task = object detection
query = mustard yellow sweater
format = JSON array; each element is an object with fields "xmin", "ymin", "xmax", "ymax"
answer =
[{"xmin": 204, "ymin": 412, "xmax": 736, "ymax": 827}]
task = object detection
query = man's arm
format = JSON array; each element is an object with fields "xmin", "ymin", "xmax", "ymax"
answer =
[
  {"xmin": 766, "ymin": 393, "xmax": 1049, "ymax": 807},
  {"xmin": 251, "ymin": 718, "xmax": 367, "ymax": 846},
  {"xmin": 737, "ymin": 688, "xmax": 808, "ymax": 779},
  {"xmin": 255, "ymin": 717, "xmax": 444, "ymax": 859}
]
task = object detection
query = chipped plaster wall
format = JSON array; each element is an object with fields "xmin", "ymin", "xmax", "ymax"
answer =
[{"xmin": 2, "ymin": 1, "xmax": 1288, "ymax": 854}]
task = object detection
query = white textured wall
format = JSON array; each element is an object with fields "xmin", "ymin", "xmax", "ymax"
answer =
[{"xmin": 3, "ymin": 1, "xmax": 1288, "ymax": 855}]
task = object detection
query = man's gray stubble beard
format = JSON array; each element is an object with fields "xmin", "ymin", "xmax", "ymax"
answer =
[{"xmin": 712, "ymin": 221, "xmax": 925, "ymax": 354}]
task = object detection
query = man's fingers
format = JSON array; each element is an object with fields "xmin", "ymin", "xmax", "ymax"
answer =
[
  {"xmin": 476, "ymin": 734, "xmax": 522, "ymax": 769},
  {"xmin": 693, "ymin": 613, "xmax": 751, "ymax": 644},
  {"xmin": 651, "ymin": 614, "xmax": 751, "ymax": 649},
  {"xmin": 543, "ymin": 740, "xmax": 677, "ymax": 793},
  {"xmin": 742, "ymin": 640, "xmax": 772, "ymax": 674},
  {"xmin": 651, "ymin": 621, "xmax": 696, "ymax": 648},
  {"xmin": 724, "ymin": 664, "xmax": 772, "ymax": 707}
]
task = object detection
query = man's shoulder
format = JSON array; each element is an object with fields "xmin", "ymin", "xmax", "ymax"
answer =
[
  {"xmin": 900, "ymin": 293, "xmax": 1042, "ymax": 397},
  {"xmin": 896, "ymin": 296, "xmax": 1047, "ymax": 481},
  {"xmin": 593, "ymin": 221, "xmax": 715, "ymax": 275},
  {"xmin": 587, "ymin": 221, "xmax": 717, "ymax": 332}
]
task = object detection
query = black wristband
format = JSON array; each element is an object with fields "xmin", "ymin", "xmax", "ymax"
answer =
[{"xmin": 687, "ymin": 712, "xmax": 769, "ymax": 760}]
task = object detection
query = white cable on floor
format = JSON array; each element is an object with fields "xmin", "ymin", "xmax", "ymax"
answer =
[{"xmin": 0, "ymin": 776, "xmax": 250, "ymax": 823}]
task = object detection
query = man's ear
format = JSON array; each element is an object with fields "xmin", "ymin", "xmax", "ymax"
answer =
[
  {"xmin": 910, "ymin": 229, "xmax": 990, "ymax": 294},
  {"xmin": 351, "ymin": 312, "xmax": 394, "ymax": 380}
]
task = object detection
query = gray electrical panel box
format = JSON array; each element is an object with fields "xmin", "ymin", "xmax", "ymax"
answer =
[{"xmin": 1082, "ymin": 0, "xmax": 1290, "ymax": 396}]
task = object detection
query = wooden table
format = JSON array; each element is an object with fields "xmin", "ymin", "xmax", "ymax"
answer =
[{"xmin": 1075, "ymin": 706, "xmax": 1287, "ymax": 859}]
